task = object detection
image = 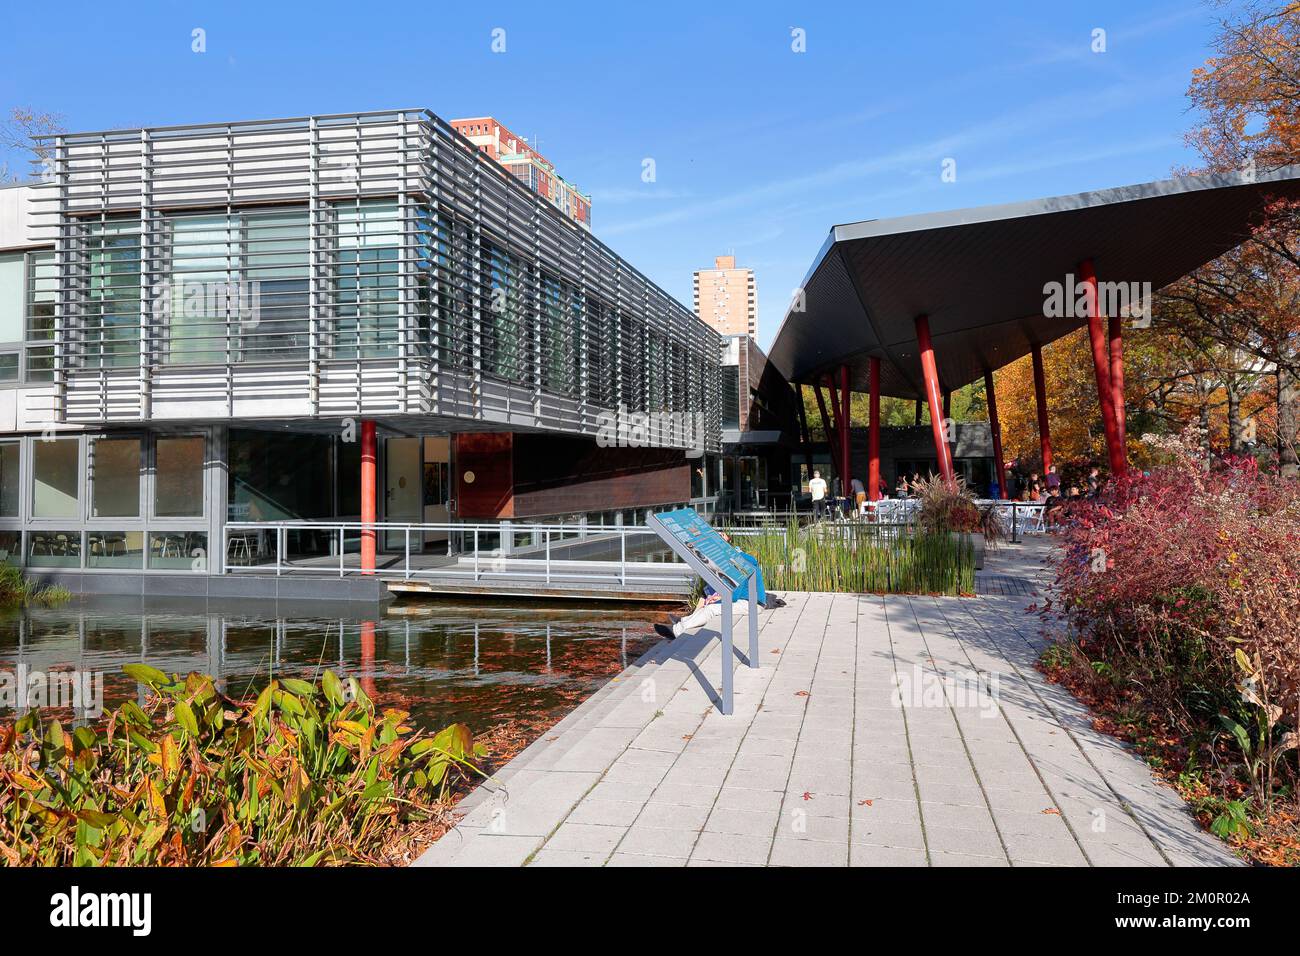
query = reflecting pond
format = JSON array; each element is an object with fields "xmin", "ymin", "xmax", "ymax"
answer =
[{"xmin": 0, "ymin": 596, "xmax": 668, "ymax": 735}]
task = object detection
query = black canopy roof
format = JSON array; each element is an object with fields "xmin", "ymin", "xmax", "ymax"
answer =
[{"xmin": 767, "ymin": 165, "xmax": 1300, "ymax": 399}]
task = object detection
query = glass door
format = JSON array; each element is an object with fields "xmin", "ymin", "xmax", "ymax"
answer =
[{"xmin": 384, "ymin": 437, "xmax": 421, "ymax": 551}]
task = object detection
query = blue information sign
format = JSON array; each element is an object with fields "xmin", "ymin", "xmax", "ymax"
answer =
[
  {"xmin": 649, "ymin": 508, "xmax": 755, "ymax": 591},
  {"xmin": 646, "ymin": 508, "xmax": 760, "ymax": 716}
]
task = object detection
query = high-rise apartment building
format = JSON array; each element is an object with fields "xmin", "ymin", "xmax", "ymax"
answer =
[
  {"xmin": 450, "ymin": 116, "xmax": 592, "ymax": 229},
  {"xmin": 693, "ymin": 255, "xmax": 757, "ymax": 337}
]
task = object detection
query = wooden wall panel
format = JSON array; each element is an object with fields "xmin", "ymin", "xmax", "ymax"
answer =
[{"xmin": 453, "ymin": 432, "xmax": 514, "ymax": 518}]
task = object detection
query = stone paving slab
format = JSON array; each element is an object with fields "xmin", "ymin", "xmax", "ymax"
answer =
[{"xmin": 415, "ymin": 540, "xmax": 1239, "ymax": 868}]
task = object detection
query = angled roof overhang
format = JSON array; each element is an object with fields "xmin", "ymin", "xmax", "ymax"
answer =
[{"xmin": 767, "ymin": 165, "xmax": 1300, "ymax": 398}]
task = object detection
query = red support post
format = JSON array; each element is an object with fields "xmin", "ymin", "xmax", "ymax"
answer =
[
  {"xmin": 1031, "ymin": 343, "xmax": 1053, "ymax": 474},
  {"xmin": 838, "ymin": 364, "xmax": 852, "ymax": 496},
  {"xmin": 868, "ymin": 357, "xmax": 881, "ymax": 501},
  {"xmin": 914, "ymin": 315, "xmax": 955, "ymax": 483},
  {"xmin": 1108, "ymin": 314, "xmax": 1127, "ymax": 452},
  {"xmin": 984, "ymin": 369, "xmax": 1007, "ymax": 499},
  {"xmin": 1080, "ymin": 259, "xmax": 1127, "ymax": 477},
  {"xmin": 360, "ymin": 419, "xmax": 377, "ymax": 574}
]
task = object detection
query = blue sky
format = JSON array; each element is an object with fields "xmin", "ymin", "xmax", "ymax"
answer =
[{"xmin": 1, "ymin": 0, "xmax": 1228, "ymax": 350}]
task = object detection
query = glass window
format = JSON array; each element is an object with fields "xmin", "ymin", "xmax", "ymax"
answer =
[
  {"xmin": 85, "ymin": 219, "xmax": 141, "ymax": 369},
  {"xmin": 25, "ymin": 252, "xmax": 56, "ymax": 382},
  {"xmin": 149, "ymin": 531, "xmax": 207, "ymax": 570},
  {"xmin": 332, "ymin": 199, "xmax": 401, "ymax": 359},
  {"xmin": 91, "ymin": 437, "xmax": 141, "ymax": 517},
  {"xmin": 28, "ymin": 530, "xmax": 81, "ymax": 568},
  {"xmin": 0, "ymin": 530, "xmax": 19, "ymax": 565},
  {"xmin": 155, "ymin": 436, "xmax": 204, "ymax": 517},
  {"xmin": 0, "ymin": 252, "xmax": 24, "ymax": 343},
  {"xmin": 33, "ymin": 438, "xmax": 80, "ymax": 518},
  {"xmin": 88, "ymin": 531, "xmax": 145, "ymax": 569},
  {"xmin": 240, "ymin": 208, "xmax": 309, "ymax": 361},
  {"xmin": 227, "ymin": 429, "xmax": 333, "ymax": 521},
  {"xmin": 0, "ymin": 352, "xmax": 18, "ymax": 381},
  {"xmin": 0, "ymin": 442, "xmax": 19, "ymax": 517},
  {"xmin": 164, "ymin": 213, "xmax": 233, "ymax": 365}
]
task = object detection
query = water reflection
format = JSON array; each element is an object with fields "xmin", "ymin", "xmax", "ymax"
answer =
[{"xmin": 0, "ymin": 597, "xmax": 664, "ymax": 733}]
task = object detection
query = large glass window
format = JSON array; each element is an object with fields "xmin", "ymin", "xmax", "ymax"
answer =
[
  {"xmin": 482, "ymin": 240, "xmax": 526, "ymax": 383},
  {"xmin": 0, "ymin": 442, "xmax": 19, "ymax": 517},
  {"xmin": 88, "ymin": 531, "xmax": 145, "ymax": 569},
  {"xmin": 540, "ymin": 272, "xmax": 577, "ymax": 397},
  {"xmin": 0, "ymin": 252, "xmax": 25, "ymax": 344},
  {"xmin": 240, "ymin": 208, "xmax": 309, "ymax": 361},
  {"xmin": 163, "ymin": 213, "xmax": 232, "ymax": 364},
  {"xmin": 155, "ymin": 436, "xmax": 204, "ymax": 517},
  {"xmin": 332, "ymin": 200, "xmax": 401, "ymax": 359},
  {"xmin": 228, "ymin": 429, "xmax": 334, "ymax": 521},
  {"xmin": 32, "ymin": 438, "xmax": 80, "ymax": 518},
  {"xmin": 28, "ymin": 531, "xmax": 81, "ymax": 568},
  {"xmin": 25, "ymin": 252, "xmax": 56, "ymax": 382},
  {"xmin": 149, "ymin": 531, "xmax": 206, "ymax": 570},
  {"xmin": 0, "ymin": 531, "xmax": 19, "ymax": 565},
  {"xmin": 91, "ymin": 437, "xmax": 141, "ymax": 517},
  {"xmin": 85, "ymin": 219, "xmax": 141, "ymax": 369}
]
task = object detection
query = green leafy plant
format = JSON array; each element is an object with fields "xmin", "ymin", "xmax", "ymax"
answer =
[{"xmin": 0, "ymin": 665, "xmax": 485, "ymax": 866}]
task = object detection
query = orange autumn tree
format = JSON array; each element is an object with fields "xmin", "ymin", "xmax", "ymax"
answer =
[
  {"xmin": 1178, "ymin": 1, "xmax": 1300, "ymax": 475},
  {"xmin": 994, "ymin": 327, "xmax": 1202, "ymax": 475}
]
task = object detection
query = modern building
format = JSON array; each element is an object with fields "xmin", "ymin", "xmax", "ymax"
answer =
[
  {"xmin": 717, "ymin": 334, "xmax": 797, "ymax": 511},
  {"xmin": 0, "ymin": 109, "xmax": 720, "ymax": 592},
  {"xmin": 693, "ymin": 255, "xmax": 757, "ymax": 338},
  {"xmin": 449, "ymin": 117, "xmax": 592, "ymax": 229}
]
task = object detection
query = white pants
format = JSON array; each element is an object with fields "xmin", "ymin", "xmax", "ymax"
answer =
[{"xmin": 673, "ymin": 600, "xmax": 751, "ymax": 637}]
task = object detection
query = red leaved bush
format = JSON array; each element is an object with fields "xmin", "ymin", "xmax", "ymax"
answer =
[{"xmin": 1050, "ymin": 430, "xmax": 1300, "ymax": 801}]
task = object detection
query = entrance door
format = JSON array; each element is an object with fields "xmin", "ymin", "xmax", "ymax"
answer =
[
  {"xmin": 384, "ymin": 437, "xmax": 421, "ymax": 551},
  {"xmin": 422, "ymin": 436, "xmax": 451, "ymax": 545}
]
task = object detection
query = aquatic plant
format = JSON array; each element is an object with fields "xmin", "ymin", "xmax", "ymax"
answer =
[
  {"xmin": 738, "ymin": 521, "xmax": 974, "ymax": 595},
  {"xmin": 0, "ymin": 565, "xmax": 70, "ymax": 608},
  {"xmin": 0, "ymin": 665, "xmax": 484, "ymax": 866}
]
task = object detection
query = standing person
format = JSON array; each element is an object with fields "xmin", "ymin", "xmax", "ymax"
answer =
[
  {"xmin": 1045, "ymin": 464, "xmax": 1061, "ymax": 493},
  {"xmin": 989, "ymin": 476, "xmax": 1001, "ymax": 501},
  {"xmin": 1086, "ymin": 466, "xmax": 1101, "ymax": 497},
  {"xmin": 808, "ymin": 469, "xmax": 828, "ymax": 519},
  {"xmin": 895, "ymin": 474, "xmax": 908, "ymax": 498},
  {"xmin": 851, "ymin": 476, "xmax": 866, "ymax": 514}
]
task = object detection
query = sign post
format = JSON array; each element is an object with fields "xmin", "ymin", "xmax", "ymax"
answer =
[{"xmin": 646, "ymin": 508, "xmax": 760, "ymax": 715}]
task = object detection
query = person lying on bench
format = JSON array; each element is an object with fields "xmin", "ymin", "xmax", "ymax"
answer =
[{"xmin": 654, "ymin": 543, "xmax": 774, "ymax": 640}]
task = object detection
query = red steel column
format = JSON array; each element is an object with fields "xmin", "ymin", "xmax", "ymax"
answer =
[
  {"xmin": 1108, "ymin": 314, "xmax": 1127, "ymax": 453},
  {"xmin": 914, "ymin": 315, "xmax": 954, "ymax": 482},
  {"xmin": 868, "ymin": 357, "xmax": 881, "ymax": 501},
  {"xmin": 1080, "ymin": 259, "xmax": 1127, "ymax": 477},
  {"xmin": 360, "ymin": 419, "xmax": 377, "ymax": 574},
  {"xmin": 1031, "ymin": 344, "xmax": 1053, "ymax": 474},
  {"xmin": 838, "ymin": 364, "xmax": 852, "ymax": 494},
  {"xmin": 984, "ymin": 369, "xmax": 1007, "ymax": 499}
]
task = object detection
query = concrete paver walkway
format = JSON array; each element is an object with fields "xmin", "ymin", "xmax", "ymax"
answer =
[{"xmin": 416, "ymin": 541, "xmax": 1237, "ymax": 868}]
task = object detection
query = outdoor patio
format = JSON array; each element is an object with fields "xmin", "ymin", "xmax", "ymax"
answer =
[{"xmin": 416, "ymin": 539, "xmax": 1238, "ymax": 867}]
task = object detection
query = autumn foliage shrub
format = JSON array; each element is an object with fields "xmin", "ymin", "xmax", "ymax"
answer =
[{"xmin": 1050, "ymin": 431, "xmax": 1300, "ymax": 807}]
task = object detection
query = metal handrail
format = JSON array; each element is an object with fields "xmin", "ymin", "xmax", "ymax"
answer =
[{"xmin": 222, "ymin": 519, "xmax": 688, "ymax": 590}]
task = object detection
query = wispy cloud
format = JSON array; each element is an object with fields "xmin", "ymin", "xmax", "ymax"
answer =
[{"xmin": 598, "ymin": 75, "xmax": 1182, "ymax": 238}]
